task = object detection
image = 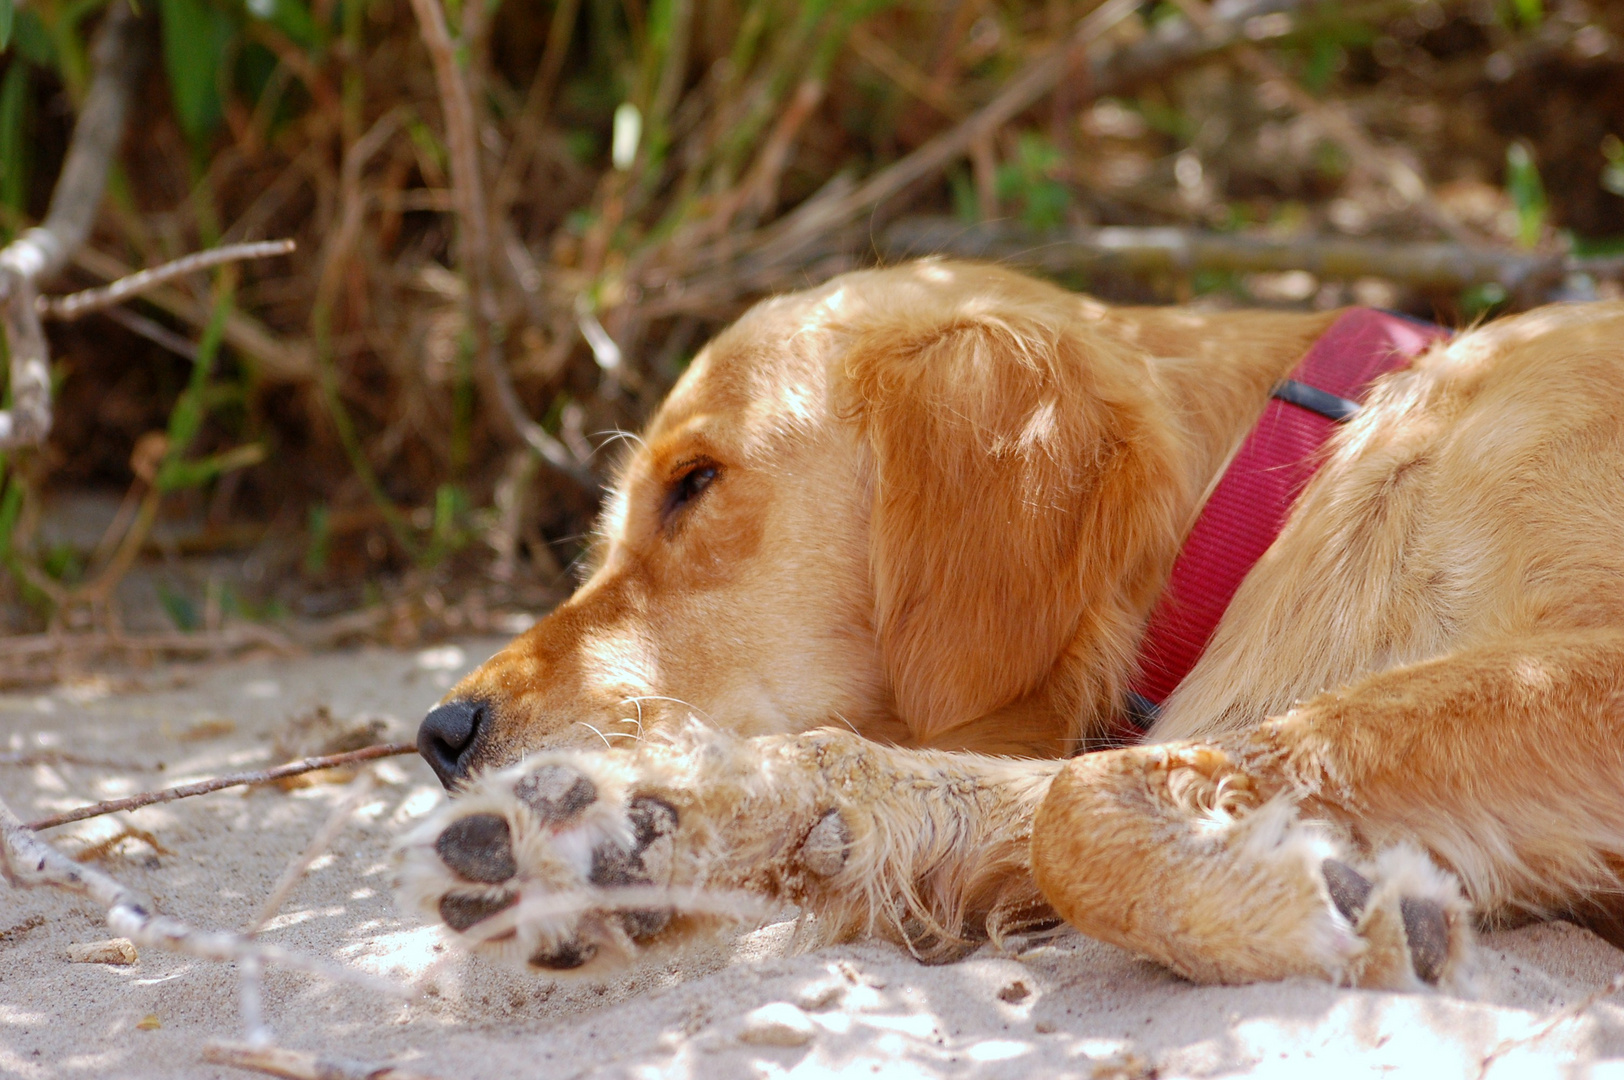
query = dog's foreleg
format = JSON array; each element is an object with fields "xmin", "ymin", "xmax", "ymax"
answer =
[
  {"xmin": 1031, "ymin": 629, "xmax": 1624, "ymax": 989},
  {"xmin": 401, "ymin": 723, "xmax": 1064, "ymax": 972}
]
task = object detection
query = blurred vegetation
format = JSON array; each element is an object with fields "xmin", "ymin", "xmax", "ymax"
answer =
[{"xmin": 0, "ymin": 0, "xmax": 1622, "ymax": 653}]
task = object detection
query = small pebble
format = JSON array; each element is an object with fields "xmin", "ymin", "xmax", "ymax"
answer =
[
  {"xmin": 796, "ymin": 981, "xmax": 845, "ymax": 1011},
  {"xmin": 1035, "ymin": 1020, "xmax": 1057, "ymax": 1034},
  {"xmin": 136, "ymin": 1014, "xmax": 161, "ymax": 1031},
  {"xmin": 66, "ymin": 939, "xmax": 138, "ymax": 965},
  {"xmin": 738, "ymin": 1002, "xmax": 816, "ymax": 1047},
  {"xmin": 997, "ymin": 979, "xmax": 1032, "ymax": 1003}
]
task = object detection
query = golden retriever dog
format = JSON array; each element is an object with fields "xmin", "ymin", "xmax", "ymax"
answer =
[{"xmin": 399, "ymin": 260, "xmax": 1624, "ymax": 991}]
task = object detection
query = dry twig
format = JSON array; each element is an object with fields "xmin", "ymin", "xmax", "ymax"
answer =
[
  {"xmin": 71, "ymin": 246, "xmax": 314, "ymax": 382},
  {"xmin": 41, "ymin": 240, "xmax": 297, "ymax": 322},
  {"xmin": 0, "ymin": 0, "xmax": 144, "ymax": 448},
  {"xmin": 881, "ymin": 217, "xmax": 1602, "ymax": 297},
  {"xmin": 1169, "ymin": 0, "xmax": 1473, "ymax": 243},
  {"xmin": 247, "ymin": 771, "xmax": 378, "ymax": 934},
  {"xmin": 204, "ymin": 1043, "xmax": 447, "ymax": 1080},
  {"xmin": 407, "ymin": 0, "xmax": 593, "ymax": 491},
  {"xmin": 0, "ymin": 794, "xmax": 408, "ymax": 996},
  {"xmin": 1477, "ymin": 973, "xmax": 1624, "ymax": 1079},
  {"xmin": 24, "ymin": 742, "xmax": 417, "ymax": 830},
  {"xmin": 760, "ymin": 0, "xmax": 1142, "ymax": 259}
]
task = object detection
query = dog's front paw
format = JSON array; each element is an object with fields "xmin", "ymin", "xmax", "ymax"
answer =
[
  {"xmin": 1035, "ymin": 745, "xmax": 1474, "ymax": 991},
  {"xmin": 400, "ymin": 726, "xmax": 1054, "ymax": 975},
  {"xmin": 399, "ymin": 754, "xmax": 709, "ymax": 972},
  {"xmin": 1320, "ymin": 845, "xmax": 1472, "ymax": 990}
]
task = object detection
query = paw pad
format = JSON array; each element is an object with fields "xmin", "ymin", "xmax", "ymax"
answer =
[
  {"xmin": 405, "ymin": 753, "xmax": 706, "ymax": 974},
  {"xmin": 1400, "ymin": 897, "xmax": 1451, "ymax": 985},
  {"xmin": 530, "ymin": 938, "xmax": 598, "ymax": 970},
  {"xmin": 1322, "ymin": 858, "xmax": 1373, "ymax": 922},
  {"xmin": 628, "ymin": 795, "xmax": 678, "ymax": 848},
  {"xmin": 589, "ymin": 795, "xmax": 679, "ymax": 940},
  {"xmin": 438, "ymin": 892, "xmax": 517, "ymax": 932},
  {"xmin": 436, "ymin": 813, "xmax": 517, "ymax": 883},
  {"xmin": 1321, "ymin": 856, "xmax": 1462, "ymax": 987},
  {"xmin": 589, "ymin": 796, "xmax": 678, "ymax": 886},
  {"xmin": 514, "ymin": 764, "xmax": 597, "ymax": 824}
]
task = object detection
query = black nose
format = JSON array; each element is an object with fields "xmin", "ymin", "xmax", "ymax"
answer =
[{"xmin": 418, "ymin": 698, "xmax": 487, "ymax": 788}]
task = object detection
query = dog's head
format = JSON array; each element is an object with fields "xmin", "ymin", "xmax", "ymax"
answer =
[{"xmin": 419, "ymin": 261, "xmax": 1184, "ymax": 786}]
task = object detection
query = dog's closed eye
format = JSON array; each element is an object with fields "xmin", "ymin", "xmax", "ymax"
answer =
[{"xmin": 661, "ymin": 460, "xmax": 719, "ymax": 527}]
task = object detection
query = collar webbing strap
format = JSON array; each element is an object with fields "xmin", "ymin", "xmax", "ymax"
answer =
[{"xmin": 1121, "ymin": 308, "xmax": 1448, "ymax": 734}]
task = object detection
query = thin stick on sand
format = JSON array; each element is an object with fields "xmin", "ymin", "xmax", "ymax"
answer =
[
  {"xmin": 24, "ymin": 742, "xmax": 418, "ymax": 830},
  {"xmin": 1476, "ymin": 972, "xmax": 1624, "ymax": 1079},
  {"xmin": 204, "ymin": 1043, "xmax": 448, "ymax": 1080},
  {"xmin": 0, "ymin": 795, "xmax": 409, "ymax": 997}
]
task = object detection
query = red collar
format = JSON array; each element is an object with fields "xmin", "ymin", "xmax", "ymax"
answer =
[{"xmin": 1121, "ymin": 308, "xmax": 1448, "ymax": 735}]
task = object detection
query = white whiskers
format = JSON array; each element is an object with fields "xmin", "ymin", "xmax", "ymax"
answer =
[
  {"xmin": 620, "ymin": 694, "xmax": 713, "ymax": 724},
  {"xmin": 575, "ymin": 721, "xmax": 636, "ymax": 747}
]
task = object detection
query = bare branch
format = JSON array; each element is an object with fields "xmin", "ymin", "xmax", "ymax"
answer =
[
  {"xmin": 0, "ymin": 274, "xmax": 52, "ymax": 448},
  {"xmin": 760, "ymin": 0, "xmax": 1142, "ymax": 258},
  {"xmin": 72, "ymin": 246, "xmax": 314, "ymax": 382},
  {"xmin": 0, "ymin": 794, "xmax": 409, "ymax": 997},
  {"xmin": 0, "ymin": 1, "xmax": 144, "ymax": 290},
  {"xmin": 204, "ymin": 1043, "xmax": 447, "ymax": 1080},
  {"xmin": 752, "ymin": 0, "xmax": 1352, "ymax": 272},
  {"xmin": 0, "ymin": 0, "xmax": 145, "ymax": 448},
  {"xmin": 1169, "ymin": 0, "xmax": 1472, "ymax": 243},
  {"xmin": 881, "ymin": 218, "xmax": 1575, "ymax": 296},
  {"xmin": 24, "ymin": 742, "xmax": 418, "ymax": 830},
  {"xmin": 41, "ymin": 240, "xmax": 297, "ymax": 322},
  {"xmin": 0, "ymin": 625, "xmax": 293, "ymax": 663},
  {"xmin": 101, "ymin": 304, "xmax": 201, "ymax": 360},
  {"xmin": 407, "ymin": 0, "xmax": 595, "ymax": 492},
  {"xmin": 1477, "ymin": 973, "xmax": 1624, "ymax": 1079},
  {"xmin": 247, "ymin": 771, "xmax": 378, "ymax": 934}
]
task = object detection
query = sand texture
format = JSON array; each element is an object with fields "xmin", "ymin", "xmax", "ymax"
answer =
[{"xmin": 4, "ymin": 639, "xmax": 1624, "ymax": 1079}]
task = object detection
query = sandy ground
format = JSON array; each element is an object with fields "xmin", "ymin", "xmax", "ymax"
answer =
[{"xmin": 4, "ymin": 638, "xmax": 1624, "ymax": 1080}]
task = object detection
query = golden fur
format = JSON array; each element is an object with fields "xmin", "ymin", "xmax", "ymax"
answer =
[{"xmin": 402, "ymin": 260, "xmax": 1624, "ymax": 989}]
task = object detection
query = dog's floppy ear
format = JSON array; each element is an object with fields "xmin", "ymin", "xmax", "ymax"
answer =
[{"xmin": 841, "ymin": 297, "xmax": 1179, "ymax": 741}]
